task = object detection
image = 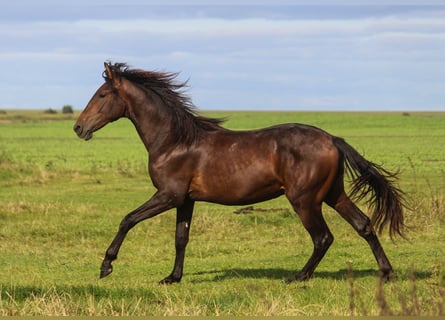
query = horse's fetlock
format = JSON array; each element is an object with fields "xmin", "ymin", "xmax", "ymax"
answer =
[{"xmin": 105, "ymin": 249, "xmax": 117, "ymax": 261}]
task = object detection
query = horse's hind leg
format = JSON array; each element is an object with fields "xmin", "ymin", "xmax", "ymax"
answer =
[
  {"xmin": 286, "ymin": 195, "xmax": 334, "ymax": 283},
  {"xmin": 326, "ymin": 191, "xmax": 393, "ymax": 281}
]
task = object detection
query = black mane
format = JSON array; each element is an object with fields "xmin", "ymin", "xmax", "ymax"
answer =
[{"xmin": 105, "ymin": 62, "xmax": 225, "ymax": 146}]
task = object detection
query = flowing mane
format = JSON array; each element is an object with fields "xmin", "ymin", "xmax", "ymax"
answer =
[{"xmin": 104, "ymin": 62, "xmax": 225, "ymax": 146}]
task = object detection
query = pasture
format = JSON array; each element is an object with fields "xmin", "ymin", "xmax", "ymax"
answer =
[{"xmin": 0, "ymin": 110, "xmax": 444, "ymax": 315}]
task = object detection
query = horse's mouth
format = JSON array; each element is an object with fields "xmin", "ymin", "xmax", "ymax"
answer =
[
  {"xmin": 74, "ymin": 124, "xmax": 94, "ymax": 141},
  {"xmin": 82, "ymin": 131, "xmax": 93, "ymax": 141}
]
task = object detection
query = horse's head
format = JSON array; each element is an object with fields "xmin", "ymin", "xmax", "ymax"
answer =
[{"xmin": 74, "ymin": 62, "xmax": 128, "ymax": 140}]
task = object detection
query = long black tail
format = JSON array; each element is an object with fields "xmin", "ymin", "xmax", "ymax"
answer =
[{"xmin": 333, "ymin": 137, "xmax": 405, "ymax": 239}]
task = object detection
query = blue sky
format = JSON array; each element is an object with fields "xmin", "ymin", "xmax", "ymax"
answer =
[{"xmin": 1, "ymin": 1, "xmax": 444, "ymax": 111}]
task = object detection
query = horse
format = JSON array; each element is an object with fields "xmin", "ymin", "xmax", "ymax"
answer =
[{"xmin": 74, "ymin": 62, "xmax": 405, "ymax": 284}]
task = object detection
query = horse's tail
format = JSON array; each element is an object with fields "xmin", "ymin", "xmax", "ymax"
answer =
[{"xmin": 333, "ymin": 137, "xmax": 405, "ymax": 239}]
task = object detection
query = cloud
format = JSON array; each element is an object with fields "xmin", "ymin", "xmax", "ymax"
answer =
[{"xmin": 0, "ymin": 4, "xmax": 444, "ymax": 110}]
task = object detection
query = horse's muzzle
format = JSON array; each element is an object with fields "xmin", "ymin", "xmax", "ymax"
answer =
[{"xmin": 73, "ymin": 123, "xmax": 93, "ymax": 141}]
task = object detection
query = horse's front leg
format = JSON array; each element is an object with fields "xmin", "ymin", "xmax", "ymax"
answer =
[
  {"xmin": 100, "ymin": 191, "xmax": 176, "ymax": 279},
  {"xmin": 159, "ymin": 198, "xmax": 195, "ymax": 284}
]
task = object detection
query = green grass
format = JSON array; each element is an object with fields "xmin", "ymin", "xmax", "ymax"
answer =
[{"xmin": 0, "ymin": 110, "xmax": 444, "ymax": 315}]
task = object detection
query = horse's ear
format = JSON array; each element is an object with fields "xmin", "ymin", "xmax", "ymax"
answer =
[
  {"xmin": 103, "ymin": 62, "xmax": 122, "ymax": 89},
  {"xmin": 104, "ymin": 62, "xmax": 114, "ymax": 81}
]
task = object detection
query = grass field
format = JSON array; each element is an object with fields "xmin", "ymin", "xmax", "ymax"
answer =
[{"xmin": 0, "ymin": 110, "xmax": 444, "ymax": 315}]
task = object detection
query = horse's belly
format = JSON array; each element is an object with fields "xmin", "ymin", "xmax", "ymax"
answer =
[{"xmin": 188, "ymin": 173, "xmax": 284, "ymax": 205}]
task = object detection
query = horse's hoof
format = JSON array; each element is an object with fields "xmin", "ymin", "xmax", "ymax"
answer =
[
  {"xmin": 379, "ymin": 269, "xmax": 394, "ymax": 283},
  {"xmin": 100, "ymin": 265, "xmax": 113, "ymax": 279},
  {"xmin": 159, "ymin": 275, "xmax": 181, "ymax": 285},
  {"xmin": 284, "ymin": 276, "xmax": 296, "ymax": 284},
  {"xmin": 285, "ymin": 271, "xmax": 310, "ymax": 284}
]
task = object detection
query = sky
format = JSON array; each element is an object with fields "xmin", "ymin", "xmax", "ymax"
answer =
[{"xmin": 1, "ymin": 0, "xmax": 445, "ymax": 111}]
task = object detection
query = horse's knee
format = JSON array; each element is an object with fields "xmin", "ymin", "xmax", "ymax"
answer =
[
  {"xmin": 175, "ymin": 221, "xmax": 191, "ymax": 246},
  {"xmin": 119, "ymin": 216, "xmax": 135, "ymax": 230}
]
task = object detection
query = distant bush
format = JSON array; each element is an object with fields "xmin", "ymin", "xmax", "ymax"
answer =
[
  {"xmin": 62, "ymin": 105, "xmax": 74, "ymax": 114},
  {"xmin": 43, "ymin": 108, "xmax": 58, "ymax": 114}
]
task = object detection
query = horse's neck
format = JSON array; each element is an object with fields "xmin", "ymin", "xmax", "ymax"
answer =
[{"xmin": 127, "ymin": 99, "xmax": 173, "ymax": 155}]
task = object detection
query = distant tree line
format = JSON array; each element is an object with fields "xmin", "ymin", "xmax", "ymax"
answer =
[{"xmin": 43, "ymin": 105, "xmax": 74, "ymax": 114}]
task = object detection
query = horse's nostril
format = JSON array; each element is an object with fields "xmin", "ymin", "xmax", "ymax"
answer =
[{"xmin": 73, "ymin": 124, "xmax": 83, "ymax": 136}]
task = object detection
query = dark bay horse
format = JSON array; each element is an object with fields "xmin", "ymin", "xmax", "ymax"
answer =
[{"xmin": 74, "ymin": 62, "xmax": 405, "ymax": 284}]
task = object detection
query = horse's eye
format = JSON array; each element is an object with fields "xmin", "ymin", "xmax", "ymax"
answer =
[{"xmin": 99, "ymin": 91, "xmax": 109, "ymax": 98}]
